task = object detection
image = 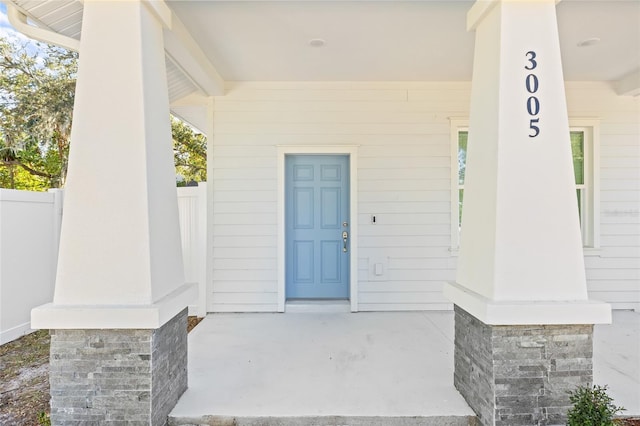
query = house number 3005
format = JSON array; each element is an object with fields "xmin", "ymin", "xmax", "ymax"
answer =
[{"xmin": 525, "ymin": 51, "xmax": 540, "ymax": 138}]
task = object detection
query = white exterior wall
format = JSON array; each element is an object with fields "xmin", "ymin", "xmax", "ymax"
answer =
[
  {"xmin": 211, "ymin": 82, "xmax": 471, "ymax": 312},
  {"xmin": 566, "ymin": 82, "xmax": 640, "ymax": 311},
  {"xmin": 0, "ymin": 190, "xmax": 60, "ymax": 344},
  {"xmin": 210, "ymin": 81, "xmax": 639, "ymax": 313}
]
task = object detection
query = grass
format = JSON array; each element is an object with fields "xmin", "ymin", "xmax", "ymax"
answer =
[{"xmin": 0, "ymin": 330, "xmax": 50, "ymax": 426}]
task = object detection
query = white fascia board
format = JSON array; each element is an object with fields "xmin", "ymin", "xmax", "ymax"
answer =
[
  {"xmin": 613, "ymin": 68, "xmax": 640, "ymax": 97},
  {"xmin": 164, "ymin": 12, "xmax": 225, "ymax": 97},
  {"xmin": 6, "ymin": 4, "xmax": 80, "ymax": 52},
  {"xmin": 467, "ymin": 0, "xmax": 499, "ymax": 32},
  {"xmin": 143, "ymin": 0, "xmax": 172, "ymax": 29}
]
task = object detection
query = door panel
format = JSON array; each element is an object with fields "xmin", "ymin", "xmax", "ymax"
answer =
[{"xmin": 286, "ymin": 155, "xmax": 349, "ymax": 299}]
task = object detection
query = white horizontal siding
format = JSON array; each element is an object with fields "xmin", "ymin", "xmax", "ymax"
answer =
[
  {"xmin": 359, "ymin": 202, "xmax": 451, "ymax": 214},
  {"xmin": 208, "ymin": 81, "xmax": 639, "ymax": 312},
  {"xmin": 566, "ymin": 82, "xmax": 640, "ymax": 310},
  {"xmin": 210, "ymin": 82, "xmax": 469, "ymax": 312},
  {"xmin": 357, "ymin": 213, "xmax": 451, "ymax": 225}
]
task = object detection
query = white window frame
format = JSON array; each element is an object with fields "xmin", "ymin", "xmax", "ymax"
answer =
[
  {"xmin": 449, "ymin": 118, "xmax": 468, "ymax": 252},
  {"xmin": 570, "ymin": 119, "xmax": 601, "ymax": 250},
  {"xmin": 449, "ymin": 118, "xmax": 600, "ymax": 251}
]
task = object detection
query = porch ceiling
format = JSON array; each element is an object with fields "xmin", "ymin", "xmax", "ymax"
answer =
[
  {"xmin": 5, "ymin": 0, "xmax": 640, "ymax": 93},
  {"xmin": 168, "ymin": 0, "xmax": 640, "ymax": 83}
]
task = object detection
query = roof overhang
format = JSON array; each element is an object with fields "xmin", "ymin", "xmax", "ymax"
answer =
[
  {"xmin": 5, "ymin": 0, "xmax": 223, "ymax": 97},
  {"xmin": 3, "ymin": 0, "xmax": 640, "ymax": 109}
]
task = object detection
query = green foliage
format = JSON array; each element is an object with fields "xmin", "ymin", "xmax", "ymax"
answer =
[
  {"xmin": 567, "ymin": 385, "xmax": 625, "ymax": 426},
  {"xmin": 37, "ymin": 411, "xmax": 51, "ymax": 426},
  {"xmin": 0, "ymin": 37, "xmax": 77, "ymax": 189},
  {"xmin": 570, "ymin": 131, "xmax": 585, "ymax": 185},
  {"xmin": 1, "ymin": 36, "xmax": 206, "ymax": 191},
  {"xmin": 0, "ymin": 164, "xmax": 48, "ymax": 191},
  {"xmin": 172, "ymin": 116, "xmax": 206, "ymax": 184}
]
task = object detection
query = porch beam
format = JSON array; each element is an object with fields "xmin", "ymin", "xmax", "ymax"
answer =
[
  {"xmin": 143, "ymin": 0, "xmax": 173, "ymax": 29},
  {"xmin": 170, "ymin": 92, "xmax": 213, "ymax": 134},
  {"xmin": 613, "ymin": 68, "xmax": 640, "ymax": 97},
  {"xmin": 164, "ymin": 12, "xmax": 226, "ymax": 96},
  {"xmin": 467, "ymin": 0, "xmax": 562, "ymax": 31}
]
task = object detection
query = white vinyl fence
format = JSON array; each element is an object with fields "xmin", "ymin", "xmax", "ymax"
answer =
[
  {"xmin": 176, "ymin": 184, "xmax": 208, "ymax": 318},
  {"xmin": 0, "ymin": 185, "xmax": 207, "ymax": 345}
]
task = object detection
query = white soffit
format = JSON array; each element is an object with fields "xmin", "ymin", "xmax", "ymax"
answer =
[
  {"xmin": 5, "ymin": 1, "xmax": 640, "ymax": 87},
  {"xmin": 8, "ymin": 0, "xmax": 199, "ymax": 103},
  {"xmin": 10, "ymin": 0, "xmax": 82, "ymax": 39},
  {"xmin": 166, "ymin": 56, "xmax": 200, "ymax": 102}
]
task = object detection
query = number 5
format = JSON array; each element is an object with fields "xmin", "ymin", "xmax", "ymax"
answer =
[{"xmin": 529, "ymin": 118, "xmax": 540, "ymax": 138}]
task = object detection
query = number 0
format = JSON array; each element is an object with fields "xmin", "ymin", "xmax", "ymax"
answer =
[
  {"xmin": 525, "ymin": 74, "xmax": 538, "ymax": 93},
  {"xmin": 527, "ymin": 96, "xmax": 540, "ymax": 116}
]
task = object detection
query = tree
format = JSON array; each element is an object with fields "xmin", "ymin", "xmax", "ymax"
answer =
[
  {"xmin": 0, "ymin": 37, "xmax": 77, "ymax": 189},
  {"xmin": 0, "ymin": 36, "xmax": 207, "ymax": 191},
  {"xmin": 172, "ymin": 116, "xmax": 207, "ymax": 185}
]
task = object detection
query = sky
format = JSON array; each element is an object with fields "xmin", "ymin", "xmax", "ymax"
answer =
[
  {"xmin": 0, "ymin": 3, "xmax": 15, "ymax": 38},
  {"xmin": 0, "ymin": 3, "xmax": 40, "ymax": 45},
  {"xmin": 0, "ymin": 3, "xmax": 54, "ymax": 60}
]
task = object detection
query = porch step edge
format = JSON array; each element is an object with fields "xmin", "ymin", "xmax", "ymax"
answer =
[
  {"xmin": 168, "ymin": 415, "xmax": 479, "ymax": 426},
  {"xmin": 285, "ymin": 300, "xmax": 351, "ymax": 313}
]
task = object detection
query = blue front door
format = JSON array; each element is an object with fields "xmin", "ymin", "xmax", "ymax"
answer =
[{"xmin": 285, "ymin": 155, "xmax": 350, "ymax": 299}]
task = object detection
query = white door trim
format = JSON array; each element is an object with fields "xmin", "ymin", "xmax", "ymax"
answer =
[{"xmin": 277, "ymin": 145, "xmax": 359, "ymax": 313}]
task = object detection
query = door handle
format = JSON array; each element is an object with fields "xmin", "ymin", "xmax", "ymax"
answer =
[{"xmin": 342, "ymin": 231, "xmax": 348, "ymax": 253}]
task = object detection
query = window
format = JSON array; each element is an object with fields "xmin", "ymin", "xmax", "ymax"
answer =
[
  {"xmin": 449, "ymin": 119, "xmax": 468, "ymax": 250},
  {"xmin": 569, "ymin": 124, "xmax": 600, "ymax": 248},
  {"xmin": 450, "ymin": 119, "xmax": 599, "ymax": 249},
  {"xmin": 457, "ymin": 130, "xmax": 468, "ymax": 232}
]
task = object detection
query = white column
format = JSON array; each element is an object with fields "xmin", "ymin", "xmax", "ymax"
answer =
[
  {"xmin": 444, "ymin": 0, "xmax": 610, "ymax": 325},
  {"xmin": 32, "ymin": 0, "xmax": 196, "ymax": 329}
]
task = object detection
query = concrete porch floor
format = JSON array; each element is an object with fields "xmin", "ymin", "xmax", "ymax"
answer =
[{"xmin": 169, "ymin": 310, "xmax": 640, "ymax": 425}]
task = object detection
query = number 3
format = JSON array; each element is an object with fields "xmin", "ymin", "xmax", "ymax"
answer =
[{"xmin": 525, "ymin": 51, "xmax": 537, "ymax": 70}]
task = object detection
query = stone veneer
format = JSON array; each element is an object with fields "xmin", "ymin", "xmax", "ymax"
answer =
[
  {"xmin": 453, "ymin": 306, "xmax": 593, "ymax": 426},
  {"xmin": 49, "ymin": 308, "xmax": 188, "ymax": 425}
]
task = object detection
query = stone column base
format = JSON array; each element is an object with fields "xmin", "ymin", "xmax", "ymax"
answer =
[
  {"xmin": 49, "ymin": 308, "xmax": 188, "ymax": 425},
  {"xmin": 453, "ymin": 305, "xmax": 593, "ymax": 426}
]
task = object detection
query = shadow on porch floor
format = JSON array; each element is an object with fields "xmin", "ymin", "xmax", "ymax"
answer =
[{"xmin": 169, "ymin": 310, "xmax": 639, "ymax": 425}]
